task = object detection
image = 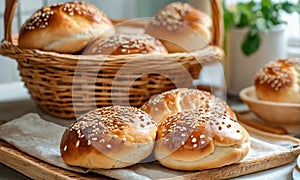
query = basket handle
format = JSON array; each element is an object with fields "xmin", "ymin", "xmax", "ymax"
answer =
[
  {"xmin": 210, "ymin": 0, "xmax": 224, "ymax": 48},
  {"xmin": 3, "ymin": 0, "xmax": 224, "ymax": 47},
  {"xmin": 4, "ymin": 0, "xmax": 18, "ymax": 43}
]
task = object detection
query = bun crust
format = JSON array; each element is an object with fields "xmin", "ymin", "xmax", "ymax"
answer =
[
  {"xmin": 145, "ymin": 2, "xmax": 212, "ymax": 53},
  {"xmin": 155, "ymin": 109, "xmax": 250, "ymax": 171},
  {"xmin": 60, "ymin": 106, "xmax": 157, "ymax": 169},
  {"xmin": 140, "ymin": 88, "xmax": 235, "ymax": 124},
  {"xmin": 83, "ymin": 33, "xmax": 168, "ymax": 55},
  {"xmin": 18, "ymin": 2, "xmax": 115, "ymax": 53},
  {"xmin": 255, "ymin": 58, "xmax": 300, "ymax": 103}
]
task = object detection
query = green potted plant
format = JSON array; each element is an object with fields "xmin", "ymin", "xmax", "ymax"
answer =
[{"xmin": 223, "ymin": 0, "xmax": 300, "ymax": 95}]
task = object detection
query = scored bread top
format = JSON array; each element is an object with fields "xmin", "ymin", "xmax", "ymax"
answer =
[
  {"xmin": 141, "ymin": 88, "xmax": 236, "ymax": 124},
  {"xmin": 156, "ymin": 108, "xmax": 249, "ymax": 158}
]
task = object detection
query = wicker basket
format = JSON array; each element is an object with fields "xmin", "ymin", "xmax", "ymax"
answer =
[{"xmin": 0, "ymin": 0, "xmax": 224, "ymax": 119}]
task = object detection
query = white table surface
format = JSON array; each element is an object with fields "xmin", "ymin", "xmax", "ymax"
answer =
[{"xmin": 0, "ymin": 81, "xmax": 297, "ymax": 180}]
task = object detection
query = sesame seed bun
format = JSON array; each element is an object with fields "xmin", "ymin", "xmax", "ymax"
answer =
[
  {"xmin": 18, "ymin": 2, "xmax": 115, "ymax": 54},
  {"xmin": 155, "ymin": 109, "xmax": 250, "ymax": 171},
  {"xmin": 82, "ymin": 33, "xmax": 168, "ymax": 55},
  {"xmin": 254, "ymin": 58, "xmax": 300, "ymax": 103},
  {"xmin": 140, "ymin": 88, "xmax": 250, "ymax": 170},
  {"xmin": 145, "ymin": 2, "xmax": 212, "ymax": 53},
  {"xmin": 60, "ymin": 106, "xmax": 157, "ymax": 169}
]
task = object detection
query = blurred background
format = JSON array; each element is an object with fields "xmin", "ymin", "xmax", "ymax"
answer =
[{"xmin": 0, "ymin": 0, "xmax": 299, "ymax": 88}]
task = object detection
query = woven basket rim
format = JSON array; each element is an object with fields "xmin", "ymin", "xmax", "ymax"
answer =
[{"xmin": 0, "ymin": 35, "xmax": 224, "ymax": 64}]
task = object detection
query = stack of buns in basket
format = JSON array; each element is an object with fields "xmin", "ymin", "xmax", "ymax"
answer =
[
  {"xmin": 18, "ymin": 1, "xmax": 212, "ymax": 54},
  {"xmin": 11, "ymin": 0, "xmax": 226, "ymax": 120}
]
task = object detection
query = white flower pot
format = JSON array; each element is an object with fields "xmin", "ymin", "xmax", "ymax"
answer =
[{"xmin": 224, "ymin": 24, "xmax": 288, "ymax": 96}]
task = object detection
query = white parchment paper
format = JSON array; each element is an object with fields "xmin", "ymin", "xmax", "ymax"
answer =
[{"xmin": 0, "ymin": 113, "xmax": 295, "ymax": 180}]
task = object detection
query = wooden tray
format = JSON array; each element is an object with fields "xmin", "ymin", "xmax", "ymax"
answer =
[
  {"xmin": 0, "ymin": 124, "xmax": 299, "ymax": 180},
  {"xmin": 236, "ymin": 110, "xmax": 300, "ymax": 136}
]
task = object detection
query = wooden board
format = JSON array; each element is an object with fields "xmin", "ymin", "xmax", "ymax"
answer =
[
  {"xmin": 0, "ymin": 140, "xmax": 108, "ymax": 180},
  {"xmin": 0, "ymin": 133, "xmax": 300, "ymax": 179}
]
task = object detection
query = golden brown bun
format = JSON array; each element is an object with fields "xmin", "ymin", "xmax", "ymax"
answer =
[
  {"xmin": 82, "ymin": 33, "xmax": 168, "ymax": 55},
  {"xmin": 255, "ymin": 58, "xmax": 300, "ymax": 103},
  {"xmin": 18, "ymin": 2, "xmax": 115, "ymax": 54},
  {"xmin": 140, "ymin": 88, "xmax": 235, "ymax": 124},
  {"xmin": 145, "ymin": 2, "xmax": 212, "ymax": 53},
  {"xmin": 60, "ymin": 106, "xmax": 157, "ymax": 169},
  {"xmin": 155, "ymin": 108, "xmax": 250, "ymax": 171}
]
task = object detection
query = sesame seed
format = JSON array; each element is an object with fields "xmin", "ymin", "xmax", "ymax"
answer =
[
  {"xmin": 63, "ymin": 145, "xmax": 67, "ymax": 151},
  {"xmin": 193, "ymin": 144, "xmax": 198, "ymax": 148},
  {"xmin": 76, "ymin": 140, "xmax": 80, "ymax": 147},
  {"xmin": 106, "ymin": 144, "xmax": 112, "ymax": 149},
  {"xmin": 191, "ymin": 137, "xmax": 197, "ymax": 143},
  {"xmin": 112, "ymin": 135, "xmax": 118, "ymax": 140}
]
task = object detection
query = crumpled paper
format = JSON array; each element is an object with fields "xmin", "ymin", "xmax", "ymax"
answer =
[{"xmin": 0, "ymin": 113, "xmax": 296, "ymax": 180}]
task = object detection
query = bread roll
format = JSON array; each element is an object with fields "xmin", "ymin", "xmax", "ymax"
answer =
[
  {"xmin": 18, "ymin": 2, "xmax": 115, "ymax": 54},
  {"xmin": 82, "ymin": 33, "xmax": 168, "ymax": 55},
  {"xmin": 155, "ymin": 108, "xmax": 250, "ymax": 171},
  {"xmin": 145, "ymin": 2, "xmax": 212, "ymax": 53},
  {"xmin": 255, "ymin": 58, "xmax": 300, "ymax": 103},
  {"xmin": 60, "ymin": 106, "xmax": 157, "ymax": 169},
  {"xmin": 140, "ymin": 88, "xmax": 235, "ymax": 124}
]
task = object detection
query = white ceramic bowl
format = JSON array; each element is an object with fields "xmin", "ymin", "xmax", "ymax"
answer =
[
  {"xmin": 239, "ymin": 86, "xmax": 300, "ymax": 125},
  {"xmin": 293, "ymin": 155, "xmax": 300, "ymax": 180}
]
